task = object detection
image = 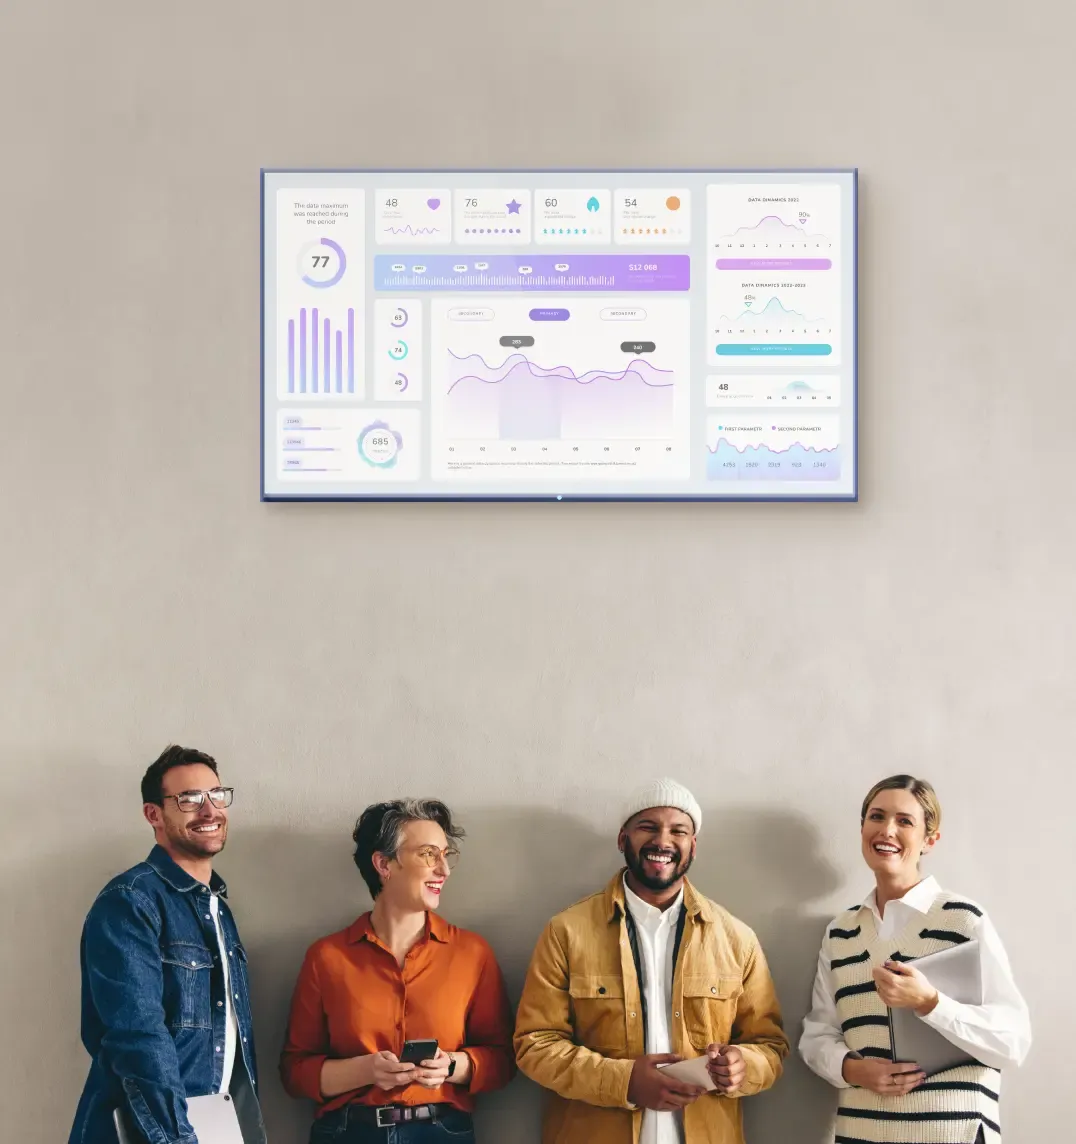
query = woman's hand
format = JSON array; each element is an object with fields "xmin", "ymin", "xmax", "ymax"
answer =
[
  {"xmin": 843, "ymin": 1055, "xmax": 925, "ymax": 1095},
  {"xmin": 368, "ymin": 1050, "xmax": 417, "ymax": 1091},
  {"xmin": 412, "ymin": 1048, "xmax": 454, "ymax": 1088},
  {"xmin": 872, "ymin": 961, "xmax": 939, "ymax": 1014},
  {"xmin": 321, "ymin": 1051, "xmax": 415, "ymax": 1098}
]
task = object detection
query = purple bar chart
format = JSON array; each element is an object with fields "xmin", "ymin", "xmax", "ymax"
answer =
[{"xmin": 287, "ymin": 308, "xmax": 355, "ymax": 394}]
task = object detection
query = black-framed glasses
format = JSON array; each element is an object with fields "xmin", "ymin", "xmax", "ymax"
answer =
[{"xmin": 164, "ymin": 787, "xmax": 234, "ymax": 813}]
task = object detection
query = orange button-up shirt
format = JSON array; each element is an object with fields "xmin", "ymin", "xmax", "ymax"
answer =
[{"xmin": 280, "ymin": 911, "xmax": 515, "ymax": 1116}]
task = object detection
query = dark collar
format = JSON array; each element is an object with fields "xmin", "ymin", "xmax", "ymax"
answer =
[{"xmin": 146, "ymin": 844, "xmax": 228, "ymax": 896}]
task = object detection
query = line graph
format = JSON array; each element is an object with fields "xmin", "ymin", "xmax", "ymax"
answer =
[
  {"xmin": 430, "ymin": 295, "xmax": 692, "ymax": 473},
  {"xmin": 717, "ymin": 296, "xmax": 820, "ymax": 328},
  {"xmin": 717, "ymin": 214, "xmax": 833, "ymax": 246},
  {"xmin": 708, "ymin": 184, "xmax": 841, "ymax": 248},
  {"xmin": 382, "ymin": 225, "xmax": 442, "ymax": 237},
  {"xmin": 445, "ymin": 350, "xmax": 675, "ymax": 441},
  {"xmin": 707, "ymin": 438, "xmax": 840, "ymax": 479},
  {"xmin": 705, "ymin": 414, "xmax": 840, "ymax": 480},
  {"xmin": 709, "ymin": 279, "xmax": 839, "ymax": 362},
  {"xmin": 447, "ymin": 351, "xmax": 674, "ymax": 393},
  {"xmin": 375, "ymin": 188, "xmax": 452, "ymax": 245},
  {"xmin": 707, "ymin": 182, "xmax": 841, "ymax": 272},
  {"xmin": 706, "ymin": 373, "xmax": 840, "ymax": 407}
]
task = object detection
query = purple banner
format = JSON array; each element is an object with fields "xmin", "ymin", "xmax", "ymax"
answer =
[
  {"xmin": 716, "ymin": 258, "xmax": 831, "ymax": 271},
  {"xmin": 374, "ymin": 254, "xmax": 689, "ymax": 292}
]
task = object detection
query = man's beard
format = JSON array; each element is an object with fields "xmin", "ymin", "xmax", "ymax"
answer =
[
  {"xmin": 623, "ymin": 836, "xmax": 692, "ymax": 891},
  {"xmin": 166, "ymin": 817, "xmax": 228, "ymax": 858}
]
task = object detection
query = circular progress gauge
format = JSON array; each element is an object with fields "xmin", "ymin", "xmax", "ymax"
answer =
[{"xmin": 299, "ymin": 237, "xmax": 346, "ymax": 288}]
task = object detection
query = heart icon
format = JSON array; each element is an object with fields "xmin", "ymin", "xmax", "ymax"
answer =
[{"xmin": 427, "ymin": 198, "xmax": 441, "ymax": 210}]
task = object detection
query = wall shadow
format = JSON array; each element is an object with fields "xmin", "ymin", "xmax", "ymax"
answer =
[
  {"xmin": 1, "ymin": 823, "xmax": 162, "ymax": 1139},
  {"xmin": 23, "ymin": 800, "xmax": 847, "ymax": 1144},
  {"xmin": 688, "ymin": 805, "xmax": 843, "ymax": 1144},
  {"xmin": 227, "ymin": 806, "xmax": 612, "ymax": 1144}
]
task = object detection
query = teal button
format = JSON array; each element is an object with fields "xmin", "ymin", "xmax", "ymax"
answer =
[{"xmin": 716, "ymin": 343, "xmax": 832, "ymax": 356}]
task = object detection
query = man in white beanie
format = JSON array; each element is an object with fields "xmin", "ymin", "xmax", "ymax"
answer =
[{"xmin": 514, "ymin": 778, "xmax": 787, "ymax": 1144}]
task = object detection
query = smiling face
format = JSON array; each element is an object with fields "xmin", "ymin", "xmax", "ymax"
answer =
[
  {"xmin": 619, "ymin": 806, "xmax": 696, "ymax": 893},
  {"xmin": 144, "ymin": 763, "xmax": 229, "ymax": 861},
  {"xmin": 375, "ymin": 818, "xmax": 454, "ymax": 912},
  {"xmin": 861, "ymin": 788, "xmax": 938, "ymax": 881}
]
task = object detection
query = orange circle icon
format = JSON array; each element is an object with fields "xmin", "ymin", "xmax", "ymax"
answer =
[{"xmin": 666, "ymin": 196, "xmax": 681, "ymax": 211}]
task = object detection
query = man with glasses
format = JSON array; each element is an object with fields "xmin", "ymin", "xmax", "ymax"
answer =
[
  {"xmin": 280, "ymin": 798, "xmax": 514, "ymax": 1142},
  {"xmin": 69, "ymin": 745, "xmax": 266, "ymax": 1144}
]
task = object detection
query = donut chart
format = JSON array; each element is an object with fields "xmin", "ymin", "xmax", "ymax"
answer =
[{"xmin": 300, "ymin": 237, "xmax": 346, "ymax": 289}]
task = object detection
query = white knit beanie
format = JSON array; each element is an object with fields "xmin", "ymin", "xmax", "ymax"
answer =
[{"xmin": 621, "ymin": 778, "xmax": 702, "ymax": 834}]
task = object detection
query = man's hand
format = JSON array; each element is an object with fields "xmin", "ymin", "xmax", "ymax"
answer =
[
  {"xmin": 627, "ymin": 1054, "xmax": 704, "ymax": 1111},
  {"xmin": 368, "ymin": 1050, "xmax": 417, "ymax": 1091},
  {"xmin": 412, "ymin": 1048, "xmax": 453, "ymax": 1089},
  {"xmin": 842, "ymin": 1054, "xmax": 925, "ymax": 1096},
  {"xmin": 873, "ymin": 961, "xmax": 939, "ymax": 1015},
  {"xmin": 706, "ymin": 1044, "xmax": 746, "ymax": 1094}
]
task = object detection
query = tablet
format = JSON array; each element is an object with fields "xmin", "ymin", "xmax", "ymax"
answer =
[
  {"xmin": 114, "ymin": 1095, "xmax": 245, "ymax": 1144},
  {"xmin": 888, "ymin": 940, "xmax": 984, "ymax": 1076}
]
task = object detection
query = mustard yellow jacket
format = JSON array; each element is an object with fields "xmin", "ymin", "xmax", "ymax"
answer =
[{"xmin": 514, "ymin": 872, "xmax": 788, "ymax": 1144}]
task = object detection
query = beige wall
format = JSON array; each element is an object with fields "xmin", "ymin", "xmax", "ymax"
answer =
[{"xmin": 1, "ymin": 1, "xmax": 1071, "ymax": 1140}]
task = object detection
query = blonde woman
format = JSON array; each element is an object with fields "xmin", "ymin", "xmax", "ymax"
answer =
[{"xmin": 799, "ymin": 775, "xmax": 1030, "ymax": 1143}]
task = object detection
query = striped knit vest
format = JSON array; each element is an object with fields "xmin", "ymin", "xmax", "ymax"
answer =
[{"xmin": 829, "ymin": 893, "xmax": 1000, "ymax": 1143}]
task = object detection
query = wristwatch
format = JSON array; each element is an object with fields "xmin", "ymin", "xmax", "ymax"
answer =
[{"xmin": 447, "ymin": 1054, "xmax": 458, "ymax": 1078}]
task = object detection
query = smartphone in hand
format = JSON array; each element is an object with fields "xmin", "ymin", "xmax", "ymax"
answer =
[{"xmin": 400, "ymin": 1039, "xmax": 439, "ymax": 1065}]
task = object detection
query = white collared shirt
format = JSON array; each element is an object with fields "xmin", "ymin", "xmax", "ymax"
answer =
[
  {"xmin": 623, "ymin": 875, "xmax": 684, "ymax": 1144},
  {"xmin": 799, "ymin": 875, "xmax": 1032, "ymax": 1086},
  {"xmin": 208, "ymin": 892, "xmax": 239, "ymax": 1092}
]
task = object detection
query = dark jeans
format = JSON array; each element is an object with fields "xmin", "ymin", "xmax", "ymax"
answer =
[{"xmin": 310, "ymin": 1106, "xmax": 475, "ymax": 1144}]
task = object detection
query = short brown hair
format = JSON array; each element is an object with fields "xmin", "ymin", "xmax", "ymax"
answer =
[
  {"xmin": 141, "ymin": 745, "xmax": 219, "ymax": 806},
  {"xmin": 860, "ymin": 774, "xmax": 941, "ymax": 836}
]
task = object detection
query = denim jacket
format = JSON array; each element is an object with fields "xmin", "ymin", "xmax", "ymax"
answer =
[{"xmin": 69, "ymin": 846, "xmax": 264, "ymax": 1144}]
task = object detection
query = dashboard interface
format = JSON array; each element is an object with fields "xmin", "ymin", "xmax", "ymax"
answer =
[{"xmin": 261, "ymin": 169, "xmax": 857, "ymax": 500}]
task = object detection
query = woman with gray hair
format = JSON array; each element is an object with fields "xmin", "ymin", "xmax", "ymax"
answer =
[{"xmin": 280, "ymin": 798, "xmax": 515, "ymax": 1142}]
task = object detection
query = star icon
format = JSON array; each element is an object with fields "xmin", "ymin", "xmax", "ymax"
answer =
[{"xmin": 506, "ymin": 199, "xmax": 522, "ymax": 215}]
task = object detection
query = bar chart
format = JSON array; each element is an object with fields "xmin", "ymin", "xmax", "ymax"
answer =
[
  {"xmin": 274, "ymin": 187, "xmax": 366, "ymax": 399},
  {"xmin": 286, "ymin": 307, "xmax": 356, "ymax": 395}
]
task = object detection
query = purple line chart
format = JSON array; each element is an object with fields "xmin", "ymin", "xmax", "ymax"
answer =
[
  {"xmin": 429, "ymin": 295, "xmax": 692, "ymax": 480},
  {"xmin": 376, "ymin": 188, "xmax": 452, "ymax": 246},
  {"xmin": 444, "ymin": 350, "xmax": 675, "ymax": 441},
  {"xmin": 707, "ymin": 183, "xmax": 841, "ymax": 262}
]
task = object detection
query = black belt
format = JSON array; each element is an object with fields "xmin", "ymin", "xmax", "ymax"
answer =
[{"xmin": 354, "ymin": 1103, "xmax": 450, "ymax": 1129}]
